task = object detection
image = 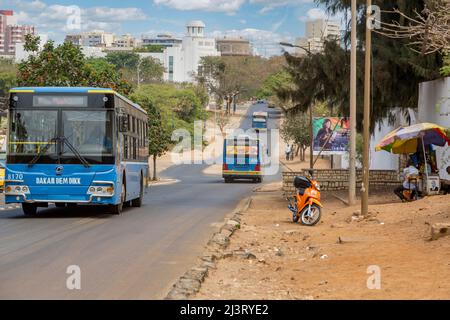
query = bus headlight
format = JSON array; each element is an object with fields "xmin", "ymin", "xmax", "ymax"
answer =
[
  {"xmin": 5, "ymin": 185, "xmax": 30, "ymax": 195},
  {"xmin": 87, "ymin": 185, "xmax": 114, "ymax": 197}
]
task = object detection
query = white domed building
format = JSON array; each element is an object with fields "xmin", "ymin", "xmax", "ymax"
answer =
[{"xmin": 163, "ymin": 20, "xmax": 220, "ymax": 83}]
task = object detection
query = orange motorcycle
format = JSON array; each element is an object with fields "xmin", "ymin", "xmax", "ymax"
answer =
[{"xmin": 287, "ymin": 176, "xmax": 323, "ymax": 226}]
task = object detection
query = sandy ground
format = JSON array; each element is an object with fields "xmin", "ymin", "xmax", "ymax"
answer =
[{"xmin": 195, "ymin": 185, "xmax": 450, "ymax": 300}]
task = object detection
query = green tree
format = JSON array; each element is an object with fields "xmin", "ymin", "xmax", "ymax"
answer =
[
  {"xmin": 305, "ymin": 0, "xmax": 443, "ymax": 131},
  {"xmin": 281, "ymin": 112, "xmax": 311, "ymax": 162},
  {"xmin": 197, "ymin": 55, "xmax": 284, "ymax": 113},
  {"xmin": 256, "ymin": 70, "xmax": 292, "ymax": 100},
  {"xmin": 106, "ymin": 52, "xmax": 140, "ymax": 70},
  {"xmin": 132, "ymin": 83, "xmax": 207, "ymax": 134},
  {"xmin": 440, "ymin": 53, "xmax": 450, "ymax": 76},
  {"xmin": 147, "ymin": 102, "xmax": 171, "ymax": 180},
  {"xmin": 134, "ymin": 45, "xmax": 164, "ymax": 53},
  {"xmin": 18, "ymin": 35, "xmax": 131, "ymax": 94},
  {"xmin": 107, "ymin": 52, "xmax": 164, "ymax": 85},
  {"xmin": 0, "ymin": 58, "xmax": 17, "ymax": 97},
  {"xmin": 131, "ymin": 83, "xmax": 209, "ymax": 176}
]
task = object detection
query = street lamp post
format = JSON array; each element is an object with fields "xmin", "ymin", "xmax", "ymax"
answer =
[
  {"xmin": 362, "ymin": 0, "xmax": 373, "ymax": 216},
  {"xmin": 280, "ymin": 41, "xmax": 314, "ymax": 174}
]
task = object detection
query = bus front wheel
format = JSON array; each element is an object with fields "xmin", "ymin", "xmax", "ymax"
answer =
[
  {"xmin": 111, "ymin": 183, "xmax": 125, "ymax": 215},
  {"xmin": 22, "ymin": 203, "xmax": 37, "ymax": 216}
]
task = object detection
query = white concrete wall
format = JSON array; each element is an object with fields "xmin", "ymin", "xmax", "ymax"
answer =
[
  {"xmin": 335, "ymin": 110, "xmax": 405, "ymax": 170},
  {"xmin": 369, "ymin": 117, "xmax": 399, "ymax": 170},
  {"xmin": 418, "ymin": 77, "xmax": 450, "ymax": 181}
]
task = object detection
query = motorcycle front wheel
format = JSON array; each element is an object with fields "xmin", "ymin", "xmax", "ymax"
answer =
[{"xmin": 301, "ymin": 204, "xmax": 322, "ymax": 226}]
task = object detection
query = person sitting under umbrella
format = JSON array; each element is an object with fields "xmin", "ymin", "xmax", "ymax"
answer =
[{"xmin": 394, "ymin": 159, "xmax": 419, "ymax": 202}]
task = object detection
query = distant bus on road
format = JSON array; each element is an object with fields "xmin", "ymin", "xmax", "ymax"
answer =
[
  {"xmin": 6, "ymin": 87, "xmax": 149, "ymax": 216},
  {"xmin": 222, "ymin": 136, "xmax": 263, "ymax": 183},
  {"xmin": 252, "ymin": 111, "xmax": 268, "ymax": 131}
]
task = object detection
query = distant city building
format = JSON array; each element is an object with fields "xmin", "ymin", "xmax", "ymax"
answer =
[
  {"xmin": 113, "ymin": 33, "xmax": 136, "ymax": 48},
  {"xmin": 65, "ymin": 31, "xmax": 115, "ymax": 48},
  {"xmin": 216, "ymin": 37, "xmax": 252, "ymax": 56},
  {"xmin": 142, "ymin": 33, "xmax": 182, "ymax": 48},
  {"xmin": 65, "ymin": 34, "xmax": 82, "ymax": 46},
  {"xmin": 306, "ymin": 19, "xmax": 340, "ymax": 39},
  {"xmin": 0, "ymin": 10, "xmax": 36, "ymax": 56},
  {"xmin": 162, "ymin": 20, "xmax": 220, "ymax": 83},
  {"xmin": 64, "ymin": 21, "xmax": 220, "ymax": 83},
  {"xmin": 295, "ymin": 18, "xmax": 341, "ymax": 55}
]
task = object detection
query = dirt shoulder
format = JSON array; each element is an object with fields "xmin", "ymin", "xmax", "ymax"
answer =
[{"xmin": 195, "ymin": 186, "xmax": 450, "ymax": 300}]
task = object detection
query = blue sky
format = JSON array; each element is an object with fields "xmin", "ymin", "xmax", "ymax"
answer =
[{"xmin": 3, "ymin": 0, "xmax": 341, "ymax": 56}]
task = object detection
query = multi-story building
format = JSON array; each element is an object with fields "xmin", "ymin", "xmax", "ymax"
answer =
[
  {"xmin": 65, "ymin": 31, "xmax": 115, "ymax": 48},
  {"xmin": 142, "ymin": 33, "xmax": 182, "ymax": 49},
  {"xmin": 66, "ymin": 21, "xmax": 220, "ymax": 84},
  {"xmin": 216, "ymin": 37, "xmax": 252, "ymax": 56},
  {"xmin": 113, "ymin": 34, "xmax": 136, "ymax": 48},
  {"xmin": 305, "ymin": 19, "xmax": 340, "ymax": 39},
  {"xmin": 161, "ymin": 21, "xmax": 220, "ymax": 83},
  {"xmin": 0, "ymin": 10, "xmax": 36, "ymax": 56},
  {"xmin": 65, "ymin": 34, "xmax": 82, "ymax": 46},
  {"xmin": 295, "ymin": 18, "xmax": 341, "ymax": 55}
]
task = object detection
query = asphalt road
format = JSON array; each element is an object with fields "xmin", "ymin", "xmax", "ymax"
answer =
[{"xmin": 0, "ymin": 102, "xmax": 281, "ymax": 299}]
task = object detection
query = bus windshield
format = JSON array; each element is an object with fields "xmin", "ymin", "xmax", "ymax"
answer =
[{"xmin": 9, "ymin": 109, "xmax": 113, "ymax": 164}]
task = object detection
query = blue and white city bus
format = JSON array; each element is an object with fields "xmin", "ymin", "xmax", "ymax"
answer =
[
  {"xmin": 5, "ymin": 87, "xmax": 149, "ymax": 216},
  {"xmin": 252, "ymin": 111, "xmax": 268, "ymax": 131}
]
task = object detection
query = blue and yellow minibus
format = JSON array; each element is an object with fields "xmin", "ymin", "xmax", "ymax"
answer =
[
  {"xmin": 222, "ymin": 136, "xmax": 263, "ymax": 183},
  {"xmin": 6, "ymin": 87, "xmax": 149, "ymax": 216}
]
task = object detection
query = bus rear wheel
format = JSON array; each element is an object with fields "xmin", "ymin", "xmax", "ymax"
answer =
[
  {"xmin": 132, "ymin": 175, "xmax": 144, "ymax": 208},
  {"xmin": 22, "ymin": 203, "xmax": 37, "ymax": 216}
]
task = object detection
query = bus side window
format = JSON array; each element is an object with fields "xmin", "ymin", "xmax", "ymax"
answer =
[{"xmin": 124, "ymin": 135, "xmax": 128, "ymax": 160}]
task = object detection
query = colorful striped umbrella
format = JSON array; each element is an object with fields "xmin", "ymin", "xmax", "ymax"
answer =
[{"xmin": 375, "ymin": 123, "xmax": 450, "ymax": 154}]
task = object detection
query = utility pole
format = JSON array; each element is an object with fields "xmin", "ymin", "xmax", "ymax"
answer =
[
  {"xmin": 362, "ymin": 0, "xmax": 372, "ymax": 216},
  {"xmin": 349, "ymin": 0, "xmax": 357, "ymax": 205},
  {"xmin": 309, "ymin": 104, "xmax": 314, "ymax": 172},
  {"xmin": 279, "ymin": 40, "xmax": 314, "ymax": 176}
]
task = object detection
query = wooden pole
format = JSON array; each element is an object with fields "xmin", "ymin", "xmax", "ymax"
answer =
[
  {"xmin": 362, "ymin": 0, "xmax": 372, "ymax": 216},
  {"xmin": 349, "ymin": 0, "xmax": 357, "ymax": 205}
]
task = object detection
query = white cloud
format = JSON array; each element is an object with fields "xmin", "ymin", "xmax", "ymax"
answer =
[
  {"xmin": 10, "ymin": 2, "xmax": 147, "ymax": 41},
  {"xmin": 86, "ymin": 7, "xmax": 147, "ymax": 22},
  {"xmin": 211, "ymin": 28, "xmax": 294, "ymax": 57},
  {"xmin": 250, "ymin": 0, "xmax": 313, "ymax": 14},
  {"xmin": 153, "ymin": 0, "xmax": 246, "ymax": 14},
  {"xmin": 305, "ymin": 8, "xmax": 327, "ymax": 20}
]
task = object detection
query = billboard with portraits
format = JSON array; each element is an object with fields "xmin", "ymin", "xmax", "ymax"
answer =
[{"xmin": 313, "ymin": 117, "xmax": 350, "ymax": 155}]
